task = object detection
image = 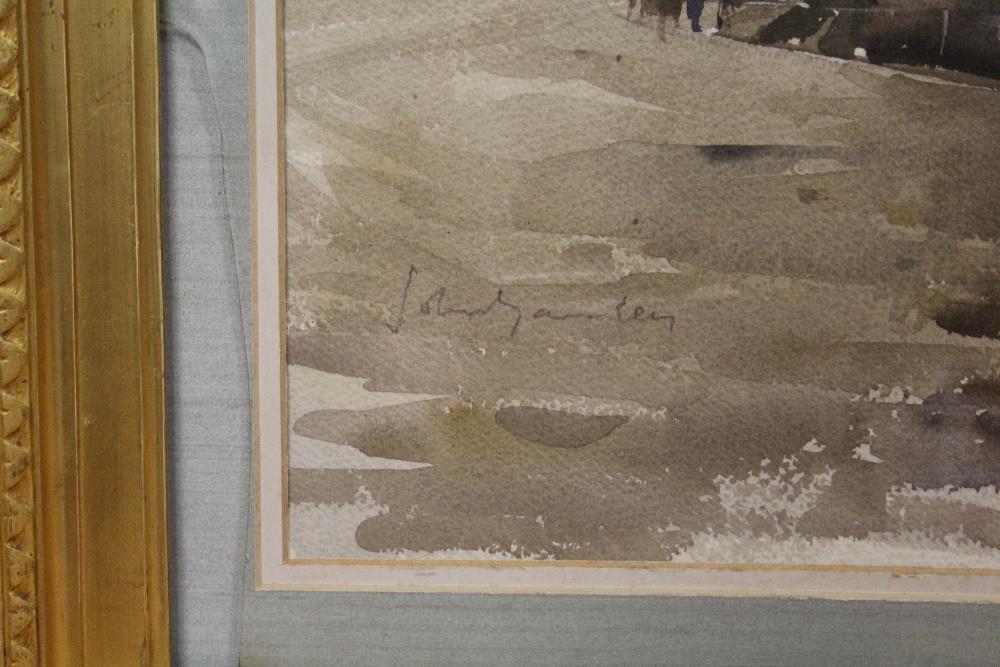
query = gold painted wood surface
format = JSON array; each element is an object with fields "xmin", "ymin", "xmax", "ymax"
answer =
[
  {"xmin": 1, "ymin": 0, "xmax": 36, "ymax": 664},
  {"xmin": 19, "ymin": 0, "xmax": 170, "ymax": 664}
]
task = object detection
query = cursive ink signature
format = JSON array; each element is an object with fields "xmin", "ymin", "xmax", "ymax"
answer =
[{"xmin": 385, "ymin": 265, "xmax": 675, "ymax": 338}]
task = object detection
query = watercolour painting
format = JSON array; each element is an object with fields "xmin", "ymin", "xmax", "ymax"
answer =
[{"xmin": 254, "ymin": 0, "xmax": 1000, "ymax": 597}]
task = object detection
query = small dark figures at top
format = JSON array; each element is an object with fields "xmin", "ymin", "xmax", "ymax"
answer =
[
  {"xmin": 655, "ymin": 0, "xmax": 683, "ymax": 40},
  {"xmin": 687, "ymin": 0, "xmax": 706, "ymax": 32},
  {"xmin": 626, "ymin": 0, "xmax": 650, "ymax": 21},
  {"xmin": 628, "ymin": 0, "xmax": 705, "ymax": 36},
  {"xmin": 716, "ymin": 0, "xmax": 737, "ymax": 30}
]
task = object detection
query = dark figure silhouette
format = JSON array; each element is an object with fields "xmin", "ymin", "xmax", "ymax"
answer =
[
  {"xmin": 626, "ymin": 0, "xmax": 654, "ymax": 20},
  {"xmin": 687, "ymin": 0, "xmax": 705, "ymax": 32},
  {"xmin": 717, "ymin": 0, "xmax": 738, "ymax": 30},
  {"xmin": 656, "ymin": 0, "xmax": 684, "ymax": 38},
  {"xmin": 628, "ymin": 0, "xmax": 683, "ymax": 40}
]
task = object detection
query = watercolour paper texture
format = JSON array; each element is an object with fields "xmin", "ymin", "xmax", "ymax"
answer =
[{"xmin": 254, "ymin": 0, "xmax": 1000, "ymax": 597}]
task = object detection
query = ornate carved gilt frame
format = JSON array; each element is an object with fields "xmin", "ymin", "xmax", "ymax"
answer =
[{"xmin": 5, "ymin": 1, "xmax": 170, "ymax": 664}]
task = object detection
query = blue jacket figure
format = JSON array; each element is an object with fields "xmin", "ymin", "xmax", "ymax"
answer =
[{"xmin": 687, "ymin": 0, "xmax": 705, "ymax": 32}]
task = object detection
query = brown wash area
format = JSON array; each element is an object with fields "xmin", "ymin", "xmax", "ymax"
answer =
[{"xmin": 281, "ymin": 0, "xmax": 1000, "ymax": 566}]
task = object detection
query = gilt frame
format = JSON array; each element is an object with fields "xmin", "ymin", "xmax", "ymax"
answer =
[{"xmin": 8, "ymin": 1, "xmax": 170, "ymax": 664}]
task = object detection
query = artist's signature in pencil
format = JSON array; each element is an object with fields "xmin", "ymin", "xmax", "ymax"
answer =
[{"xmin": 385, "ymin": 265, "xmax": 675, "ymax": 338}]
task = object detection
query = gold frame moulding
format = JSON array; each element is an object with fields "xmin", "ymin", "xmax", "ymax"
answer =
[{"xmin": 10, "ymin": 1, "xmax": 170, "ymax": 664}]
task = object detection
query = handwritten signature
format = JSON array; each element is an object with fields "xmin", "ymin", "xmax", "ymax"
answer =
[{"xmin": 385, "ymin": 265, "xmax": 675, "ymax": 338}]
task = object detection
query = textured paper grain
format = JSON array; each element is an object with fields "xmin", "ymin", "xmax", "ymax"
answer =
[{"xmin": 267, "ymin": 0, "xmax": 1000, "ymax": 575}]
